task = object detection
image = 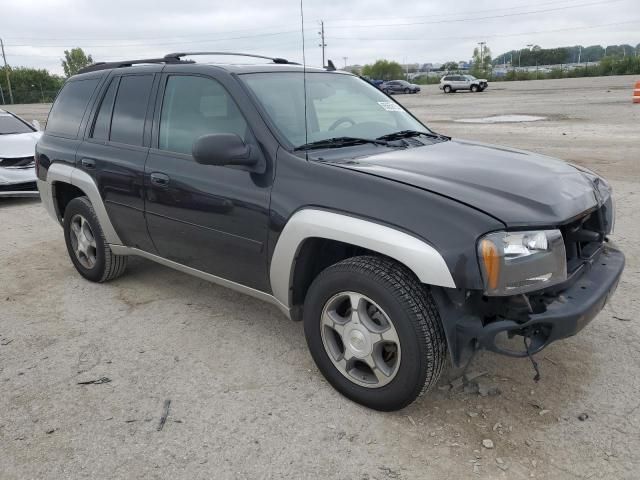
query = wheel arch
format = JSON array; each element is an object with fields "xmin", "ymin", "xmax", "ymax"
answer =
[
  {"xmin": 40, "ymin": 162, "xmax": 122, "ymax": 245},
  {"xmin": 270, "ymin": 209, "xmax": 456, "ymax": 319}
]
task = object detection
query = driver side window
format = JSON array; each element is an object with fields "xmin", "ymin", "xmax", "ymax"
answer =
[{"xmin": 159, "ymin": 75, "xmax": 248, "ymax": 155}]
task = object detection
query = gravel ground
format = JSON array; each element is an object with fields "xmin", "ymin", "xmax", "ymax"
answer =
[{"xmin": 1, "ymin": 75, "xmax": 639, "ymax": 479}]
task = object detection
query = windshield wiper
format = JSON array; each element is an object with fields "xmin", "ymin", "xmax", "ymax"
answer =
[
  {"xmin": 294, "ymin": 136, "xmax": 389, "ymax": 151},
  {"xmin": 376, "ymin": 130, "xmax": 447, "ymax": 141}
]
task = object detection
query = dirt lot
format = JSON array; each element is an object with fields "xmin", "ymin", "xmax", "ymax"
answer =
[{"xmin": 1, "ymin": 75, "xmax": 639, "ymax": 479}]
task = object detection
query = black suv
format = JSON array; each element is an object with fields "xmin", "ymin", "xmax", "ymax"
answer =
[{"xmin": 36, "ymin": 52, "xmax": 624, "ymax": 411}]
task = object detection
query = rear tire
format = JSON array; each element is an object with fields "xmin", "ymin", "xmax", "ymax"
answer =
[
  {"xmin": 63, "ymin": 196, "xmax": 127, "ymax": 283},
  {"xmin": 303, "ymin": 256, "xmax": 447, "ymax": 411}
]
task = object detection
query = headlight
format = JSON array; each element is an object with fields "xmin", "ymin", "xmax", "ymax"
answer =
[{"xmin": 478, "ymin": 230, "xmax": 567, "ymax": 296}]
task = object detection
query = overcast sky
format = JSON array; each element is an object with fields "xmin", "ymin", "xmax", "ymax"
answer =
[{"xmin": 2, "ymin": 0, "xmax": 638, "ymax": 74}]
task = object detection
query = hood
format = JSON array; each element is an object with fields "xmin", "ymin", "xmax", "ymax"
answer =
[
  {"xmin": 330, "ymin": 139, "xmax": 600, "ymax": 227},
  {"xmin": 0, "ymin": 131, "xmax": 41, "ymax": 158}
]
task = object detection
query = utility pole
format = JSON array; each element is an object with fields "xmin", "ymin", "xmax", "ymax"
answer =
[
  {"xmin": 318, "ymin": 21, "xmax": 327, "ymax": 68},
  {"xmin": 0, "ymin": 38, "xmax": 14, "ymax": 105},
  {"xmin": 478, "ymin": 41, "xmax": 486, "ymax": 72},
  {"xmin": 343, "ymin": 56, "xmax": 348, "ymax": 69},
  {"xmin": 0, "ymin": 82, "xmax": 5, "ymax": 105}
]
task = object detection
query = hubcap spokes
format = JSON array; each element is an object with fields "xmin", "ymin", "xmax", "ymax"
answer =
[
  {"xmin": 70, "ymin": 214, "xmax": 97, "ymax": 269},
  {"xmin": 320, "ymin": 291, "xmax": 401, "ymax": 388}
]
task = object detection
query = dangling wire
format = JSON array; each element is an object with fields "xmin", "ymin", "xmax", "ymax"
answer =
[
  {"xmin": 524, "ymin": 335, "xmax": 541, "ymax": 382},
  {"xmin": 299, "ymin": 0, "xmax": 309, "ymax": 159}
]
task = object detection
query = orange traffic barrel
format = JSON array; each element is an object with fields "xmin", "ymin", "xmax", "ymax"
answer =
[{"xmin": 634, "ymin": 80, "xmax": 640, "ymax": 104}]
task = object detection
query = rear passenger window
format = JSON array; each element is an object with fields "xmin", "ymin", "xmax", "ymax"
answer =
[
  {"xmin": 109, "ymin": 75, "xmax": 153, "ymax": 146},
  {"xmin": 158, "ymin": 75, "xmax": 248, "ymax": 155},
  {"xmin": 46, "ymin": 78, "xmax": 100, "ymax": 137},
  {"xmin": 91, "ymin": 78, "xmax": 118, "ymax": 141}
]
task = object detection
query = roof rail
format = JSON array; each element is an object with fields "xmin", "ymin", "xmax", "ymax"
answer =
[
  {"xmin": 76, "ymin": 51, "xmax": 298, "ymax": 75},
  {"xmin": 164, "ymin": 52, "xmax": 299, "ymax": 65},
  {"xmin": 77, "ymin": 55, "xmax": 193, "ymax": 74}
]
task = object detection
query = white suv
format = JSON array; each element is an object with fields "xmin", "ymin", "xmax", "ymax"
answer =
[{"xmin": 439, "ymin": 74, "xmax": 488, "ymax": 93}]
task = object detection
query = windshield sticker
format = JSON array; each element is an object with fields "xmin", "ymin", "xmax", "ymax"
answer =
[{"xmin": 377, "ymin": 101, "xmax": 403, "ymax": 112}]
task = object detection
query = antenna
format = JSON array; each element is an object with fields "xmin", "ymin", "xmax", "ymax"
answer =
[{"xmin": 300, "ymin": 0, "xmax": 309, "ymax": 154}]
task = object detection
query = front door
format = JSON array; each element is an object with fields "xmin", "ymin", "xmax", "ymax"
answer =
[{"xmin": 144, "ymin": 73, "xmax": 271, "ymax": 291}]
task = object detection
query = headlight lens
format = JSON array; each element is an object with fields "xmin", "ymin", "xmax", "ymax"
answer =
[{"xmin": 478, "ymin": 230, "xmax": 567, "ymax": 296}]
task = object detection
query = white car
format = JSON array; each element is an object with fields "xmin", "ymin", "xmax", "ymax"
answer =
[
  {"xmin": 0, "ymin": 109, "xmax": 42, "ymax": 197},
  {"xmin": 439, "ymin": 74, "xmax": 488, "ymax": 93}
]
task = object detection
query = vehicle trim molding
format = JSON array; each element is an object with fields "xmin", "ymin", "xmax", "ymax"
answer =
[
  {"xmin": 109, "ymin": 245, "xmax": 291, "ymax": 317},
  {"xmin": 269, "ymin": 208, "xmax": 456, "ymax": 308},
  {"xmin": 43, "ymin": 162, "xmax": 122, "ymax": 245}
]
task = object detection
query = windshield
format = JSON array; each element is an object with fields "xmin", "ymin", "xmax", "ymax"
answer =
[
  {"xmin": 241, "ymin": 72, "xmax": 429, "ymax": 148},
  {"xmin": 0, "ymin": 113, "xmax": 34, "ymax": 135},
  {"xmin": 465, "ymin": 75, "xmax": 477, "ymax": 81}
]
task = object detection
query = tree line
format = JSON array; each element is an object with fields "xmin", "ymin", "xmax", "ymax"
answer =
[
  {"xmin": 493, "ymin": 43, "xmax": 640, "ymax": 67},
  {"xmin": 0, "ymin": 48, "xmax": 93, "ymax": 105}
]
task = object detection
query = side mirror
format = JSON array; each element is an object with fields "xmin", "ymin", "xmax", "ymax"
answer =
[
  {"xmin": 32, "ymin": 120, "xmax": 41, "ymax": 131},
  {"xmin": 192, "ymin": 133, "xmax": 256, "ymax": 168}
]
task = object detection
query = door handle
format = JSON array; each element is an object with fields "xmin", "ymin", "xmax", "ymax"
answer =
[
  {"xmin": 150, "ymin": 172, "xmax": 170, "ymax": 187},
  {"xmin": 80, "ymin": 158, "xmax": 95, "ymax": 169}
]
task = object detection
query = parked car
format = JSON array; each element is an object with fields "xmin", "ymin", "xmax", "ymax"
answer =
[
  {"xmin": 380, "ymin": 80, "xmax": 420, "ymax": 94},
  {"xmin": 37, "ymin": 53, "xmax": 623, "ymax": 411},
  {"xmin": 439, "ymin": 74, "xmax": 488, "ymax": 93},
  {"xmin": 0, "ymin": 109, "xmax": 41, "ymax": 197}
]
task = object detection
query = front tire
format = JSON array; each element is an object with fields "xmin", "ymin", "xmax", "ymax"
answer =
[
  {"xmin": 63, "ymin": 196, "xmax": 127, "ymax": 283},
  {"xmin": 471, "ymin": 84, "xmax": 479, "ymax": 92},
  {"xmin": 443, "ymin": 85, "xmax": 452, "ymax": 93},
  {"xmin": 303, "ymin": 256, "xmax": 447, "ymax": 411}
]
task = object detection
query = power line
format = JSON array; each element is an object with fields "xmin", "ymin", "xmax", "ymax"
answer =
[
  {"xmin": 5, "ymin": 29, "xmax": 302, "ymax": 48},
  {"xmin": 326, "ymin": 0, "xmax": 623, "ymax": 29},
  {"xmin": 329, "ymin": 19, "xmax": 640, "ymax": 42},
  {"xmin": 326, "ymin": 0, "xmax": 593, "ymax": 24}
]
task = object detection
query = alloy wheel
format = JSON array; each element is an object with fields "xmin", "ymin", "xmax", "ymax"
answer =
[
  {"xmin": 320, "ymin": 291, "xmax": 401, "ymax": 388},
  {"xmin": 69, "ymin": 214, "xmax": 97, "ymax": 269}
]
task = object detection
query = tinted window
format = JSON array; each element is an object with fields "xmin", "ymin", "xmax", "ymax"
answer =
[
  {"xmin": 443, "ymin": 76, "xmax": 452, "ymax": 81},
  {"xmin": 0, "ymin": 112, "xmax": 33, "ymax": 134},
  {"xmin": 46, "ymin": 78, "xmax": 99, "ymax": 137},
  {"xmin": 159, "ymin": 75, "xmax": 248, "ymax": 155},
  {"xmin": 91, "ymin": 78, "xmax": 118, "ymax": 140},
  {"xmin": 110, "ymin": 75, "xmax": 153, "ymax": 146}
]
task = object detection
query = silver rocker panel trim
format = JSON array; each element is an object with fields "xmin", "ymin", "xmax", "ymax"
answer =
[
  {"xmin": 40, "ymin": 162, "xmax": 122, "ymax": 245},
  {"xmin": 269, "ymin": 209, "xmax": 457, "ymax": 308},
  {"xmin": 110, "ymin": 245, "xmax": 291, "ymax": 317}
]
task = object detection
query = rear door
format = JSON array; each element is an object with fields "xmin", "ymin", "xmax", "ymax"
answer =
[
  {"xmin": 76, "ymin": 67, "xmax": 160, "ymax": 251},
  {"xmin": 144, "ymin": 70, "xmax": 272, "ymax": 291}
]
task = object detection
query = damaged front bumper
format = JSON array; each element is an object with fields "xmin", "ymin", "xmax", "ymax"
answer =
[{"xmin": 434, "ymin": 244, "xmax": 625, "ymax": 367}]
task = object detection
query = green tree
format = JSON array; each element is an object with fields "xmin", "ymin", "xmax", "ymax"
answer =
[
  {"xmin": 0, "ymin": 66, "xmax": 64, "ymax": 104},
  {"xmin": 61, "ymin": 48, "xmax": 94, "ymax": 77},
  {"xmin": 361, "ymin": 60, "xmax": 404, "ymax": 81},
  {"xmin": 471, "ymin": 45, "xmax": 492, "ymax": 77},
  {"xmin": 441, "ymin": 61, "xmax": 459, "ymax": 73}
]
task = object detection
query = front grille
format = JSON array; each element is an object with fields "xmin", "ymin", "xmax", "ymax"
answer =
[
  {"xmin": 0, "ymin": 181, "xmax": 37, "ymax": 192},
  {"xmin": 0, "ymin": 156, "xmax": 35, "ymax": 168},
  {"xmin": 560, "ymin": 205, "xmax": 606, "ymax": 273}
]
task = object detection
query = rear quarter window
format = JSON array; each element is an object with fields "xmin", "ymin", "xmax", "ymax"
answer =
[{"xmin": 46, "ymin": 78, "xmax": 100, "ymax": 137}]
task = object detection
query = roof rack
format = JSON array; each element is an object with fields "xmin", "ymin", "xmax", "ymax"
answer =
[
  {"xmin": 77, "ymin": 54, "xmax": 192, "ymax": 74},
  {"xmin": 164, "ymin": 52, "xmax": 299, "ymax": 65},
  {"xmin": 77, "ymin": 51, "xmax": 299, "ymax": 75}
]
